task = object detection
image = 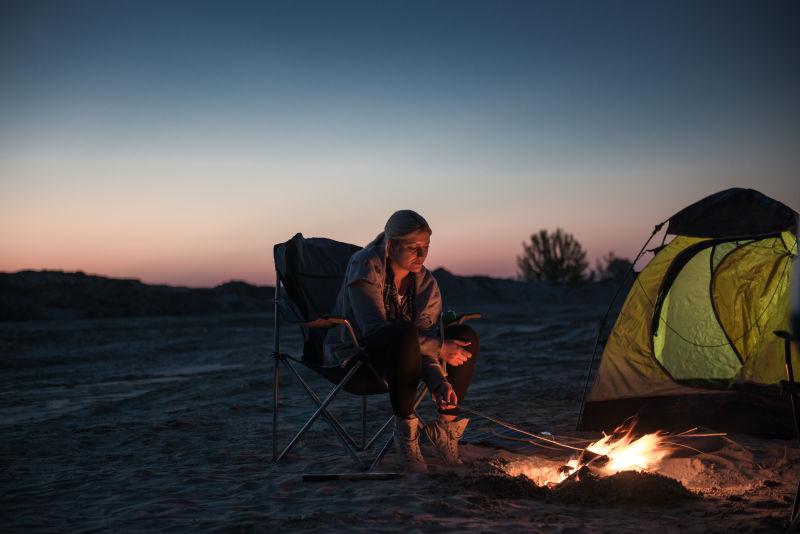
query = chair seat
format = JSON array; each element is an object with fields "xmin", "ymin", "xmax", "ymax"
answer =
[
  {"xmin": 300, "ymin": 357, "xmax": 389, "ymax": 396},
  {"xmin": 301, "ymin": 328, "xmax": 388, "ymax": 396}
]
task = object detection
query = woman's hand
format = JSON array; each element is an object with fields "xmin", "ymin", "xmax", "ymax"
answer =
[
  {"xmin": 440, "ymin": 339, "xmax": 472, "ymax": 366},
  {"xmin": 432, "ymin": 381, "xmax": 458, "ymax": 410}
]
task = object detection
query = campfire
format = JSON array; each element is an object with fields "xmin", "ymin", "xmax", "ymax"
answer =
[
  {"xmin": 464, "ymin": 407, "xmax": 724, "ymax": 493},
  {"xmin": 552, "ymin": 424, "xmax": 675, "ymax": 486},
  {"xmin": 498, "ymin": 421, "xmax": 698, "ymax": 488}
]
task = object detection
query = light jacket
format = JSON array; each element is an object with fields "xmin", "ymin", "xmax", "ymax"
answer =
[{"xmin": 323, "ymin": 233, "xmax": 447, "ymax": 390}]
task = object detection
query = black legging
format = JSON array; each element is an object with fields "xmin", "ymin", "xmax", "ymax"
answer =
[
  {"xmin": 438, "ymin": 323, "xmax": 480, "ymax": 416},
  {"xmin": 360, "ymin": 320, "xmax": 480, "ymax": 417}
]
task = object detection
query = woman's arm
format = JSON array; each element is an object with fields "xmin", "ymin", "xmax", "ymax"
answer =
[
  {"xmin": 415, "ymin": 269, "xmax": 443, "ymax": 356},
  {"xmin": 347, "ymin": 280, "xmax": 389, "ymax": 336},
  {"xmin": 420, "ymin": 353, "xmax": 447, "ymax": 392},
  {"xmin": 418, "ymin": 333, "xmax": 443, "ymax": 358}
]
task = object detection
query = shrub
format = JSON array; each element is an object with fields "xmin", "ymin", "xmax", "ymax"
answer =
[
  {"xmin": 517, "ymin": 228, "xmax": 588, "ymax": 284},
  {"xmin": 594, "ymin": 252, "xmax": 633, "ymax": 282}
]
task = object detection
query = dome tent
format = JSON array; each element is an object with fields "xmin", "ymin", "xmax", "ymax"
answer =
[{"xmin": 578, "ymin": 188, "xmax": 799, "ymax": 437}]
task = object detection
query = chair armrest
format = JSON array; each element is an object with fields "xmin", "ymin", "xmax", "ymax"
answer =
[
  {"xmin": 455, "ymin": 312, "xmax": 482, "ymax": 325},
  {"xmin": 304, "ymin": 316, "xmax": 360, "ymax": 348},
  {"xmin": 438, "ymin": 311, "xmax": 482, "ymax": 345}
]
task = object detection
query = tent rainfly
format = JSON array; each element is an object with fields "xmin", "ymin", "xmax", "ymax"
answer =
[{"xmin": 578, "ymin": 188, "xmax": 799, "ymax": 437}]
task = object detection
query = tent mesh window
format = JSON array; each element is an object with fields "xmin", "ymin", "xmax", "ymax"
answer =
[{"xmin": 651, "ymin": 234, "xmax": 795, "ymax": 388}]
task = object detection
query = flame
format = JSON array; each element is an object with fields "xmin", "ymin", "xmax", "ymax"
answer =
[
  {"xmin": 586, "ymin": 428, "xmax": 671, "ymax": 473},
  {"xmin": 556, "ymin": 424, "xmax": 674, "ymax": 483},
  {"xmin": 499, "ymin": 422, "xmax": 681, "ymax": 486}
]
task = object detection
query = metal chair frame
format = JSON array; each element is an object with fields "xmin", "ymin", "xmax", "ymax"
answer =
[{"xmin": 271, "ymin": 273, "xmax": 428, "ymax": 471}]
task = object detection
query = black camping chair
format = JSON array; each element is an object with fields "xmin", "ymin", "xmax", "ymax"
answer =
[{"xmin": 271, "ymin": 233, "xmax": 430, "ymax": 471}]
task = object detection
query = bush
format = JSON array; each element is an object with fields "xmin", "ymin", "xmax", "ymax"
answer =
[
  {"xmin": 517, "ymin": 228, "xmax": 588, "ymax": 284},
  {"xmin": 594, "ymin": 252, "xmax": 633, "ymax": 282}
]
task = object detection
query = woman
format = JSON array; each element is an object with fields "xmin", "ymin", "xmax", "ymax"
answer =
[{"xmin": 324, "ymin": 210, "xmax": 480, "ymax": 473}]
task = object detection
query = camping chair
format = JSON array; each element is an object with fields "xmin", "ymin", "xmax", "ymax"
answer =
[{"xmin": 271, "ymin": 233, "xmax": 430, "ymax": 471}]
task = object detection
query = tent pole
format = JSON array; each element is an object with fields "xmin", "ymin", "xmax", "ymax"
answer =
[
  {"xmin": 775, "ymin": 330, "xmax": 800, "ymax": 527},
  {"xmin": 576, "ymin": 220, "xmax": 667, "ymax": 430}
]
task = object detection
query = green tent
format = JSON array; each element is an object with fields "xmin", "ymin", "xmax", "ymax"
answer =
[{"xmin": 579, "ymin": 188, "xmax": 798, "ymax": 436}]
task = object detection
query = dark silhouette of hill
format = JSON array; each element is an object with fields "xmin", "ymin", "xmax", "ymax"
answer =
[
  {"xmin": 0, "ymin": 271, "xmax": 274, "ymax": 321},
  {"xmin": 432, "ymin": 268, "xmax": 631, "ymax": 307},
  {"xmin": 0, "ymin": 269, "xmax": 631, "ymax": 321}
]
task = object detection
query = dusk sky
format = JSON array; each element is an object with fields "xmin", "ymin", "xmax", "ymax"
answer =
[{"xmin": 1, "ymin": 1, "xmax": 798, "ymax": 287}]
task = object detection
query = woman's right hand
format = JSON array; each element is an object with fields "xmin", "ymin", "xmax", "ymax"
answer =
[
  {"xmin": 432, "ymin": 381, "xmax": 458, "ymax": 410},
  {"xmin": 440, "ymin": 339, "xmax": 472, "ymax": 366}
]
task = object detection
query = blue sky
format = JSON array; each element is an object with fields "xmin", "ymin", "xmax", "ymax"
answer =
[{"xmin": 1, "ymin": 1, "xmax": 797, "ymax": 285}]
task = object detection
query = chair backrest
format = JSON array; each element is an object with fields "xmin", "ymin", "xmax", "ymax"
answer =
[
  {"xmin": 274, "ymin": 233, "xmax": 362, "ymax": 365},
  {"xmin": 273, "ymin": 232, "xmax": 362, "ymax": 324}
]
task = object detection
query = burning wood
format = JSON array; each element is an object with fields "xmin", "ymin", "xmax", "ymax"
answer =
[
  {"xmin": 472, "ymin": 407, "xmax": 727, "ymax": 489},
  {"xmin": 552, "ymin": 423, "xmax": 675, "ymax": 487}
]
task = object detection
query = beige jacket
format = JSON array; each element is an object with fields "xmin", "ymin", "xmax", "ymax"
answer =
[{"xmin": 323, "ymin": 233, "xmax": 447, "ymax": 390}]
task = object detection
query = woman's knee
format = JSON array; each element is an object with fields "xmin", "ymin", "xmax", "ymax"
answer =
[
  {"xmin": 374, "ymin": 320, "xmax": 417, "ymax": 340},
  {"xmin": 385, "ymin": 320, "xmax": 420, "ymax": 356},
  {"xmin": 392, "ymin": 320, "xmax": 418, "ymax": 341},
  {"xmin": 445, "ymin": 323, "xmax": 480, "ymax": 355}
]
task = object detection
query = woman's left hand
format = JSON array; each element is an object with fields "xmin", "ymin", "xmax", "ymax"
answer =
[{"xmin": 440, "ymin": 339, "xmax": 472, "ymax": 366}]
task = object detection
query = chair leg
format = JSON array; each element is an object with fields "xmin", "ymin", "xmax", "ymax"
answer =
[
  {"xmin": 283, "ymin": 358, "xmax": 362, "ymax": 457},
  {"xmin": 362, "ymin": 396, "xmax": 368, "ymax": 450},
  {"xmin": 370, "ymin": 431, "xmax": 396, "ymax": 471},
  {"xmin": 365, "ymin": 415, "xmax": 395, "ymax": 450},
  {"xmin": 275, "ymin": 360, "xmax": 364, "ymax": 464},
  {"xmin": 272, "ymin": 278, "xmax": 282, "ymax": 462},
  {"xmin": 273, "ymin": 343, "xmax": 430, "ymax": 471},
  {"xmin": 272, "ymin": 355, "xmax": 280, "ymax": 461}
]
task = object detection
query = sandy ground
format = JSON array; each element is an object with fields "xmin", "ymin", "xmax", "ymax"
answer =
[{"xmin": 2, "ymin": 303, "xmax": 799, "ymax": 532}]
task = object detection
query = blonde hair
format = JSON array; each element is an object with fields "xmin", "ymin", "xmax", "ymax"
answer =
[{"xmin": 384, "ymin": 210, "xmax": 432, "ymax": 241}]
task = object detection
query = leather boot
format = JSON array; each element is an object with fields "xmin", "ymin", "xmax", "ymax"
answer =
[
  {"xmin": 393, "ymin": 415, "xmax": 427, "ymax": 473},
  {"xmin": 424, "ymin": 417, "xmax": 469, "ymax": 465}
]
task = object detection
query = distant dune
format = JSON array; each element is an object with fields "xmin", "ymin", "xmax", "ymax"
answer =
[
  {"xmin": 0, "ymin": 269, "xmax": 630, "ymax": 321},
  {"xmin": 431, "ymin": 268, "xmax": 627, "ymax": 307},
  {"xmin": 0, "ymin": 270, "xmax": 274, "ymax": 321}
]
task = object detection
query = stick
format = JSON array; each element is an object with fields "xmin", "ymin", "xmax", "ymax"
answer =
[{"xmin": 302, "ymin": 472, "xmax": 403, "ymax": 482}]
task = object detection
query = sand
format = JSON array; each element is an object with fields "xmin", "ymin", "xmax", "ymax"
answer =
[{"xmin": 2, "ymin": 302, "xmax": 799, "ymax": 532}]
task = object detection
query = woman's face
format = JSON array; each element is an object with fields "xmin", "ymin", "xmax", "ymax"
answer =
[{"xmin": 388, "ymin": 230, "xmax": 431, "ymax": 274}]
